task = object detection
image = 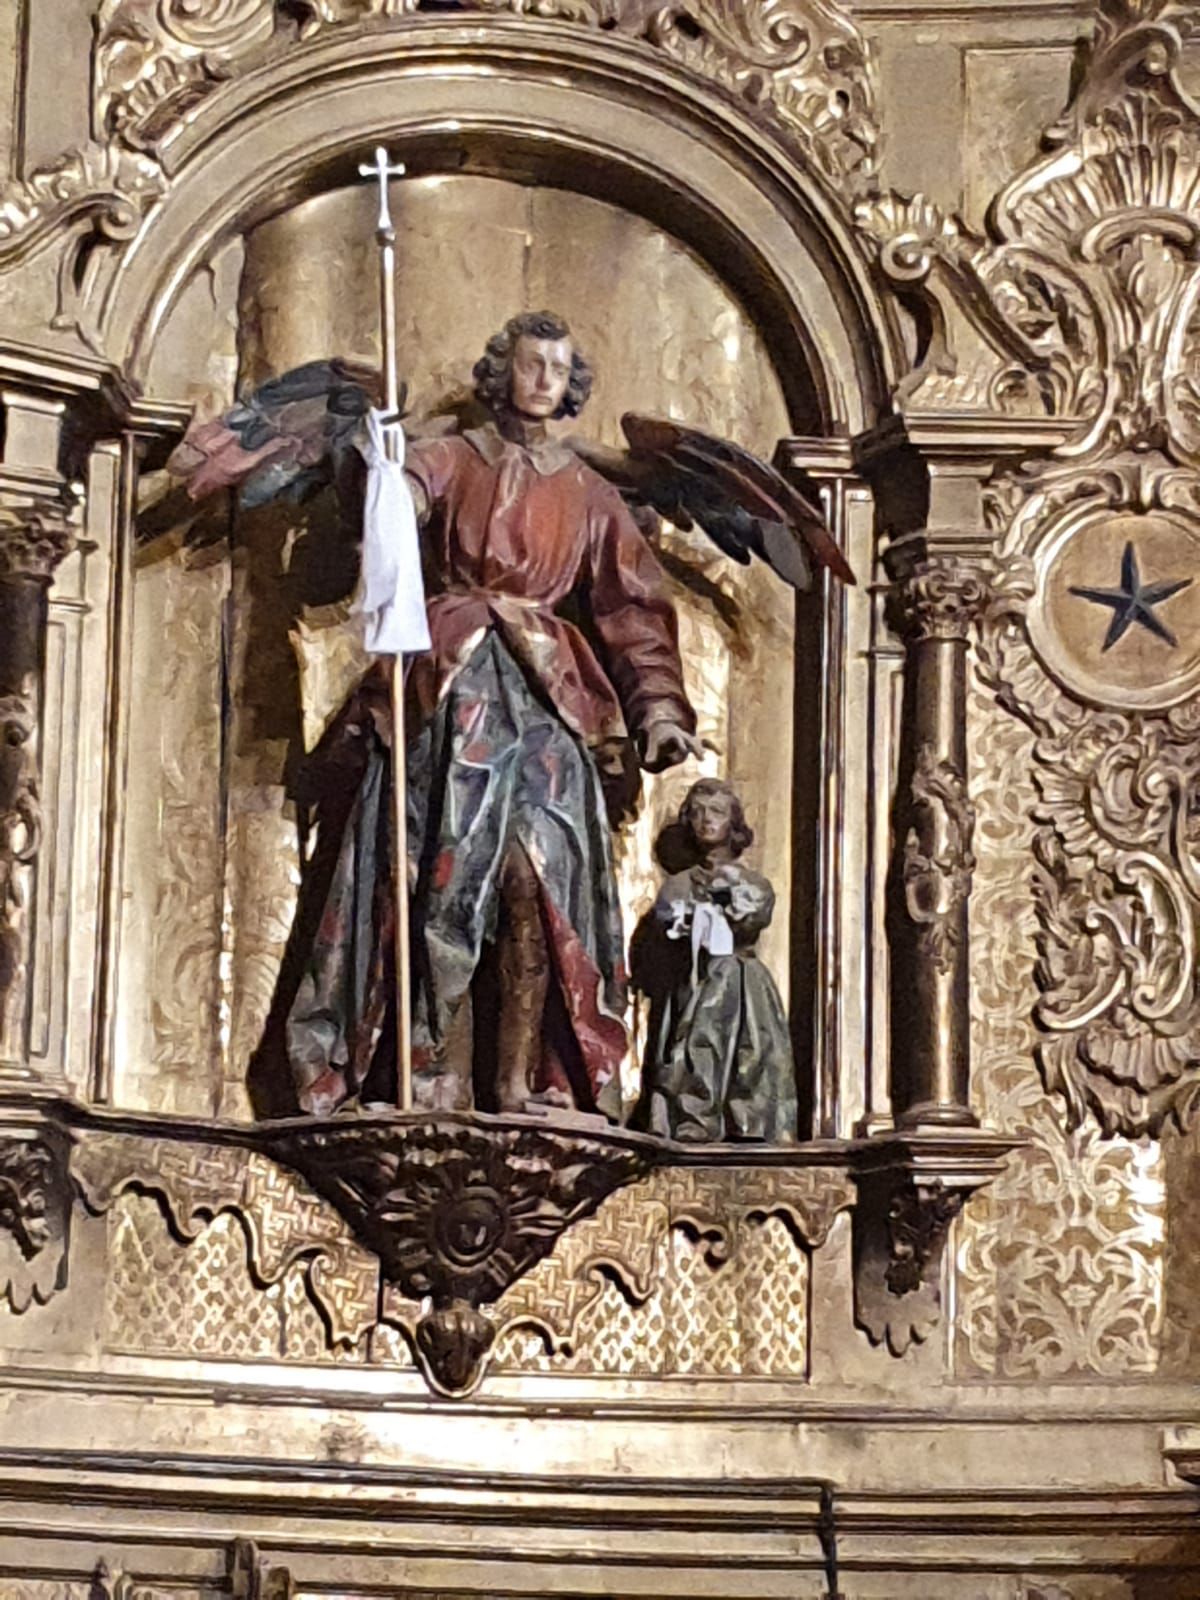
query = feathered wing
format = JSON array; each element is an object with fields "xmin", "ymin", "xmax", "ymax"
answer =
[
  {"xmin": 570, "ymin": 414, "xmax": 855, "ymax": 590},
  {"xmin": 167, "ymin": 358, "xmax": 381, "ymax": 507},
  {"xmin": 168, "ymin": 372, "xmax": 854, "ymax": 591}
]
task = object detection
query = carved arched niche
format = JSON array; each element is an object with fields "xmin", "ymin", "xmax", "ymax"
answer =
[
  {"xmin": 0, "ymin": 8, "xmax": 1031, "ymax": 1388},
  {"xmin": 118, "ymin": 173, "xmax": 806, "ymax": 1120},
  {"xmin": 63, "ymin": 18, "xmax": 900, "ymax": 1131}
]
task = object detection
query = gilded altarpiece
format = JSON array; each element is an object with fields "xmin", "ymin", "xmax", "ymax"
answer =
[{"xmin": 0, "ymin": 0, "xmax": 1196, "ymax": 1596}]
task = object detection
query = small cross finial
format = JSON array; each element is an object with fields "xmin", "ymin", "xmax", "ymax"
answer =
[{"xmin": 358, "ymin": 145, "xmax": 407, "ymax": 235}]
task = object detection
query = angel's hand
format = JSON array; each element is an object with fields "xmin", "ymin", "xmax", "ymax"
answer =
[{"xmin": 639, "ymin": 720, "xmax": 705, "ymax": 773}]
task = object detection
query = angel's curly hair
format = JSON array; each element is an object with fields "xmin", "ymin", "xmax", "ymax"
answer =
[
  {"xmin": 678, "ymin": 779, "xmax": 754, "ymax": 859},
  {"xmin": 472, "ymin": 311, "xmax": 593, "ymax": 420}
]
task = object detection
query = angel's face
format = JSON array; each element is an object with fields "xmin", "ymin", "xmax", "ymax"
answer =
[{"xmin": 510, "ymin": 334, "xmax": 573, "ymax": 420}]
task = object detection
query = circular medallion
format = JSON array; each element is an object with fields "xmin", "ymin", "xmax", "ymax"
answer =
[
  {"xmin": 1030, "ymin": 507, "xmax": 1200, "ymax": 710},
  {"xmin": 436, "ymin": 1187, "xmax": 507, "ymax": 1267}
]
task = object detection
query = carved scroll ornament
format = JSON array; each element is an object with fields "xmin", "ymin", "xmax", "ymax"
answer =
[
  {"xmin": 90, "ymin": 0, "xmax": 879, "ymax": 184},
  {"xmin": 902, "ymin": 744, "xmax": 976, "ymax": 978},
  {"xmin": 0, "ymin": 685, "xmax": 39, "ymax": 1047},
  {"xmin": 979, "ymin": 464, "xmax": 1200, "ymax": 1140},
  {"xmin": 855, "ymin": 0, "xmax": 1200, "ymax": 433},
  {"xmin": 930, "ymin": 3, "xmax": 1200, "ymax": 1141},
  {"xmin": 0, "ymin": 142, "xmax": 165, "ymax": 268},
  {"xmin": 265, "ymin": 1113, "xmax": 655, "ymax": 1396},
  {"xmin": 851, "ymin": 1132, "xmax": 1018, "ymax": 1356}
]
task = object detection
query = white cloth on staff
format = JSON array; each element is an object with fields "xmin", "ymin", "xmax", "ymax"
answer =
[{"xmin": 354, "ymin": 408, "xmax": 430, "ymax": 654}]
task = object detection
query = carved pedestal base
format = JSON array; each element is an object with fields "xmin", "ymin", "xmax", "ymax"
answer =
[
  {"xmin": 852, "ymin": 1131, "xmax": 1020, "ymax": 1356},
  {"xmin": 263, "ymin": 1111, "xmax": 658, "ymax": 1396}
]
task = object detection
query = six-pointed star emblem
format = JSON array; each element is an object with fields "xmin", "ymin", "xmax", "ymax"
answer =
[{"xmin": 1069, "ymin": 540, "xmax": 1192, "ymax": 651}]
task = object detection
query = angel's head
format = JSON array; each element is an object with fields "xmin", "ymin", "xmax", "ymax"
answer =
[
  {"xmin": 473, "ymin": 311, "xmax": 594, "ymax": 423},
  {"xmin": 677, "ymin": 778, "xmax": 753, "ymax": 861}
]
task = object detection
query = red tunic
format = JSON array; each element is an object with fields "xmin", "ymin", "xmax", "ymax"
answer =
[{"xmin": 404, "ymin": 425, "xmax": 694, "ymax": 748}]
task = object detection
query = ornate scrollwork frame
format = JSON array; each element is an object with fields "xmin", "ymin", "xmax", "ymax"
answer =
[
  {"xmin": 89, "ymin": 0, "xmax": 879, "ymax": 187},
  {"xmin": 978, "ymin": 459, "xmax": 1200, "ymax": 1138},
  {"xmin": 264, "ymin": 1112, "xmax": 657, "ymax": 1396},
  {"xmin": 0, "ymin": 0, "xmax": 882, "ymax": 334},
  {"xmin": 856, "ymin": 0, "xmax": 1200, "ymax": 435},
  {"xmin": 861, "ymin": 0, "xmax": 1200, "ymax": 1141}
]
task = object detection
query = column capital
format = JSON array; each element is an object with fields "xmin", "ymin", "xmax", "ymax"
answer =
[
  {"xmin": 0, "ymin": 495, "xmax": 76, "ymax": 584},
  {"xmin": 888, "ymin": 554, "xmax": 989, "ymax": 644}
]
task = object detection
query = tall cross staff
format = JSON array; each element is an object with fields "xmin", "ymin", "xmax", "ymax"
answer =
[{"xmin": 358, "ymin": 144, "xmax": 413, "ymax": 1110}]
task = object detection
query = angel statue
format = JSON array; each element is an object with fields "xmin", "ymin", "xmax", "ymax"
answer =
[
  {"xmin": 168, "ymin": 308, "xmax": 852, "ymax": 1123},
  {"xmin": 633, "ymin": 778, "xmax": 797, "ymax": 1143}
]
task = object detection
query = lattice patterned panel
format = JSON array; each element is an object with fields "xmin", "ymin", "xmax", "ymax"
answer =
[
  {"xmin": 494, "ymin": 1212, "xmax": 810, "ymax": 1378},
  {"xmin": 0, "ymin": 1587, "xmax": 95, "ymax": 1600},
  {"xmin": 104, "ymin": 1191, "xmax": 365, "ymax": 1365},
  {"xmin": 957, "ymin": 670, "xmax": 1168, "ymax": 1378}
]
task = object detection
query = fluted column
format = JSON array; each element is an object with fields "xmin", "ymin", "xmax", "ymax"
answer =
[
  {"xmin": 0, "ymin": 495, "xmax": 74, "ymax": 1077},
  {"xmin": 887, "ymin": 555, "xmax": 987, "ymax": 1129}
]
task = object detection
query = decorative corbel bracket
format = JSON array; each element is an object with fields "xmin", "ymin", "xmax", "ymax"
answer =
[
  {"xmin": 229, "ymin": 1537, "xmax": 294, "ymax": 1600},
  {"xmin": 0, "ymin": 1107, "xmax": 72, "ymax": 1313},
  {"xmin": 262, "ymin": 1110, "xmax": 658, "ymax": 1396},
  {"xmin": 851, "ymin": 1131, "xmax": 1020, "ymax": 1356}
]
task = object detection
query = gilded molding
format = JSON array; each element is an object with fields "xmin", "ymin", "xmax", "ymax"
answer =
[{"xmin": 229, "ymin": 1538, "xmax": 294, "ymax": 1600}]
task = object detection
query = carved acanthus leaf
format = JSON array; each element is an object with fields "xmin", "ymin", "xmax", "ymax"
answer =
[
  {"xmin": 0, "ymin": 1129, "xmax": 72, "ymax": 1314},
  {"xmin": 91, "ymin": 0, "xmax": 878, "ymax": 186},
  {"xmin": 979, "ymin": 461, "xmax": 1200, "ymax": 1139},
  {"xmin": 0, "ymin": 502, "xmax": 77, "ymax": 583},
  {"xmin": 851, "ymin": 1134, "xmax": 1018, "ymax": 1357},
  {"xmin": 642, "ymin": 0, "xmax": 878, "ymax": 185},
  {"xmin": 857, "ymin": 3, "xmax": 1200, "ymax": 444},
  {"xmin": 95, "ymin": 0, "xmax": 279, "ymax": 148},
  {"xmin": 891, "ymin": 557, "xmax": 989, "ymax": 642},
  {"xmin": 0, "ymin": 677, "xmax": 39, "ymax": 1060},
  {"xmin": 902, "ymin": 745, "xmax": 976, "ymax": 978}
]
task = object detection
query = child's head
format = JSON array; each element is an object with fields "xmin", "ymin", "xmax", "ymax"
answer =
[{"xmin": 677, "ymin": 778, "xmax": 753, "ymax": 859}]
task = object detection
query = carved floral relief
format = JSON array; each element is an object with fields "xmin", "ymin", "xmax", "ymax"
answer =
[
  {"xmin": 955, "ymin": 671, "xmax": 1167, "ymax": 1379},
  {"xmin": 864, "ymin": 0, "xmax": 1200, "ymax": 1143},
  {"xmin": 89, "ymin": 0, "xmax": 879, "ymax": 185}
]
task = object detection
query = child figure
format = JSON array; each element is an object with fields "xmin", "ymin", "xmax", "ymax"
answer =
[{"xmin": 636, "ymin": 778, "xmax": 797, "ymax": 1142}]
